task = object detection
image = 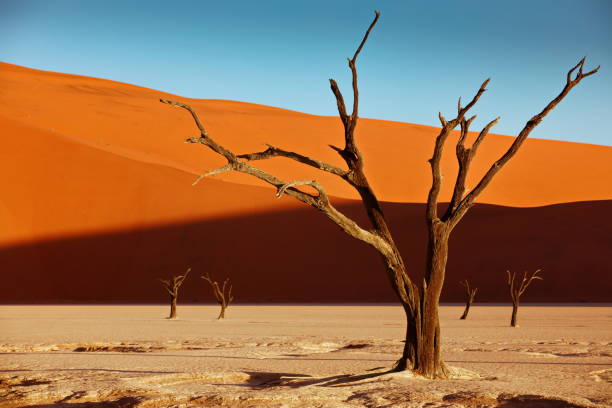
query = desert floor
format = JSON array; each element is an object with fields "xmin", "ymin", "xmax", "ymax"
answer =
[{"xmin": 0, "ymin": 305, "xmax": 610, "ymax": 407}]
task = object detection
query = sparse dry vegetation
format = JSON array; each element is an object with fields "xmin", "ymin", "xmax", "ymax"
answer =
[
  {"xmin": 158, "ymin": 267, "xmax": 191, "ymax": 319},
  {"xmin": 202, "ymin": 273, "xmax": 234, "ymax": 319}
]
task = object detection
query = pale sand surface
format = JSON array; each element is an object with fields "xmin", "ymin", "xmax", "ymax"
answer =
[{"xmin": 1, "ymin": 305, "xmax": 610, "ymax": 407}]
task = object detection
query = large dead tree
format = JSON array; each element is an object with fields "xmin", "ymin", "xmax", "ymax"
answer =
[
  {"xmin": 507, "ymin": 269, "xmax": 543, "ymax": 327},
  {"xmin": 159, "ymin": 267, "xmax": 191, "ymax": 319},
  {"xmin": 459, "ymin": 280, "xmax": 477, "ymax": 320},
  {"xmin": 159, "ymin": 12, "xmax": 598, "ymax": 378},
  {"xmin": 202, "ymin": 273, "xmax": 234, "ymax": 319}
]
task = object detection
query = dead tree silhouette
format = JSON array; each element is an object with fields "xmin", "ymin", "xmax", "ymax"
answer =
[
  {"xmin": 159, "ymin": 11, "xmax": 598, "ymax": 378},
  {"xmin": 159, "ymin": 267, "xmax": 190, "ymax": 319},
  {"xmin": 507, "ymin": 269, "xmax": 543, "ymax": 327},
  {"xmin": 202, "ymin": 273, "xmax": 234, "ymax": 319},
  {"xmin": 459, "ymin": 280, "xmax": 477, "ymax": 320}
]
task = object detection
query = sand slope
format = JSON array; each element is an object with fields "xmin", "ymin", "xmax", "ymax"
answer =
[
  {"xmin": 0, "ymin": 62, "xmax": 611, "ymax": 303},
  {"xmin": 2, "ymin": 61, "xmax": 611, "ymax": 206}
]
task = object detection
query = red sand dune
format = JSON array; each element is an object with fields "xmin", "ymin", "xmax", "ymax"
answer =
[{"xmin": 1, "ymin": 62, "xmax": 610, "ymax": 303}]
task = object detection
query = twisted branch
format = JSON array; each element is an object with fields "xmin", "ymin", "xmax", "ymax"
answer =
[
  {"xmin": 237, "ymin": 144, "xmax": 347, "ymax": 177},
  {"xmin": 159, "ymin": 267, "xmax": 191, "ymax": 296},
  {"xmin": 507, "ymin": 269, "xmax": 543, "ymax": 302}
]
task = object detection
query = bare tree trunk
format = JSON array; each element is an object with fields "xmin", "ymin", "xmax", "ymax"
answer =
[
  {"xmin": 510, "ymin": 301, "xmax": 519, "ymax": 327},
  {"xmin": 393, "ymin": 225, "xmax": 449, "ymax": 378},
  {"xmin": 419, "ymin": 224, "xmax": 450, "ymax": 377},
  {"xmin": 218, "ymin": 303, "xmax": 226, "ymax": 319},
  {"xmin": 169, "ymin": 294, "xmax": 177, "ymax": 319},
  {"xmin": 459, "ymin": 279, "xmax": 477, "ymax": 320},
  {"xmin": 460, "ymin": 302, "xmax": 471, "ymax": 320}
]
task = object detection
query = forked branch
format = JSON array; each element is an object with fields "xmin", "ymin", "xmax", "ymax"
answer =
[
  {"xmin": 424, "ymin": 58, "xmax": 598, "ymax": 227},
  {"xmin": 507, "ymin": 269, "xmax": 543, "ymax": 301},
  {"xmin": 451, "ymin": 59, "xmax": 599, "ymax": 222},
  {"xmin": 159, "ymin": 267, "xmax": 191, "ymax": 296},
  {"xmin": 328, "ymin": 10, "xmax": 380, "ymax": 166},
  {"xmin": 426, "ymin": 79, "xmax": 490, "ymax": 221}
]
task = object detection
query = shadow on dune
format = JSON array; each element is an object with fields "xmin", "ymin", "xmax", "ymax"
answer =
[{"xmin": 1, "ymin": 200, "xmax": 610, "ymax": 303}]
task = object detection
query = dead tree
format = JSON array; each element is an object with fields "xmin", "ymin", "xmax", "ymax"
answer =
[
  {"xmin": 159, "ymin": 11, "xmax": 597, "ymax": 378},
  {"xmin": 202, "ymin": 273, "xmax": 234, "ymax": 319},
  {"xmin": 507, "ymin": 269, "xmax": 542, "ymax": 327},
  {"xmin": 159, "ymin": 267, "xmax": 191, "ymax": 319},
  {"xmin": 459, "ymin": 280, "xmax": 477, "ymax": 320}
]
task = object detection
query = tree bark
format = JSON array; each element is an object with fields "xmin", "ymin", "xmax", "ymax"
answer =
[
  {"xmin": 510, "ymin": 301, "xmax": 519, "ymax": 327},
  {"xmin": 169, "ymin": 294, "xmax": 177, "ymax": 319},
  {"xmin": 393, "ymin": 223, "xmax": 449, "ymax": 378},
  {"xmin": 460, "ymin": 302, "xmax": 471, "ymax": 320}
]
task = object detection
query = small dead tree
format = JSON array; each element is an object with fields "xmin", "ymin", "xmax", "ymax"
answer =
[
  {"xmin": 159, "ymin": 12, "xmax": 597, "ymax": 378},
  {"xmin": 507, "ymin": 269, "xmax": 542, "ymax": 327},
  {"xmin": 459, "ymin": 280, "xmax": 477, "ymax": 320},
  {"xmin": 202, "ymin": 273, "xmax": 234, "ymax": 319},
  {"xmin": 159, "ymin": 267, "xmax": 191, "ymax": 319}
]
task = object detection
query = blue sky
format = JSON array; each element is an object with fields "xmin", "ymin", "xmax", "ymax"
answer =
[{"xmin": 1, "ymin": 0, "xmax": 610, "ymax": 145}]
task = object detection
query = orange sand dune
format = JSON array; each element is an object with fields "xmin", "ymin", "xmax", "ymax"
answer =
[
  {"xmin": 2, "ymin": 62, "xmax": 611, "ymax": 208},
  {"xmin": 0, "ymin": 63, "xmax": 610, "ymax": 304},
  {"xmin": 0, "ymin": 116, "xmax": 302, "ymax": 245}
]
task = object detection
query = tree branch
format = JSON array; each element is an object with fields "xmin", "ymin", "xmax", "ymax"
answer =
[
  {"xmin": 426, "ymin": 79, "xmax": 490, "ymax": 221},
  {"xmin": 275, "ymin": 180, "xmax": 328, "ymax": 201},
  {"xmin": 328, "ymin": 10, "xmax": 380, "ymax": 159},
  {"xmin": 329, "ymin": 79, "xmax": 349, "ymax": 128},
  {"xmin": 443, "ymin": 116, "xmax": 499, "ymax": 220},
  {"xmin": 518, "ymin": 269, "xmax": 543, "ymax": 296},
  {"xmin": 237, "ymin": 144, "xmax": 347, "ymax": 177},
  {"xmin": 453, "ymin": 59, "xmax": 599, "ymax": 221},
  {"xmin": 160, "ymin": 99, "xmax": 392, "ymax": 258},
  {"xmin": 192, "ymin": 164, "xmax": 234, "ymax": 186}
]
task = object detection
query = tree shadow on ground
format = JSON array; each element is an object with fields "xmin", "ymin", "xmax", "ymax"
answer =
[
  {"xmin": 20, "ymin": 396, "xmax": 142, "ymax": 408},
  {"xmin": 244, "ymin": 367, "xmax": 393, "ymax": 389}
]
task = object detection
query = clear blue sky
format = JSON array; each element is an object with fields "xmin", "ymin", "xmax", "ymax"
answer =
[{"xmin": 1, "ymin": 0, "xmax": 610, "ymax": 145}]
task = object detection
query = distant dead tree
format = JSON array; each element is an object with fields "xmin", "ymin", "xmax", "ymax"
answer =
[
  {"xmin": 507, "ymin": 269, "xmax": 542, "ymax": 327},
  {"xmin": 459, "ymin": 280, "xmax": 478, "ymax": 320},
  {"xmin": 159, "ymin": 11, "xmax": 597, "ymax": 378},
  {"xmin": 202, "ymin": 273, "xmax": 234, "ymax": 319},
  {"xmin": 159, "ymin": 267, "xmax": 191, "ymax": 319}
]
